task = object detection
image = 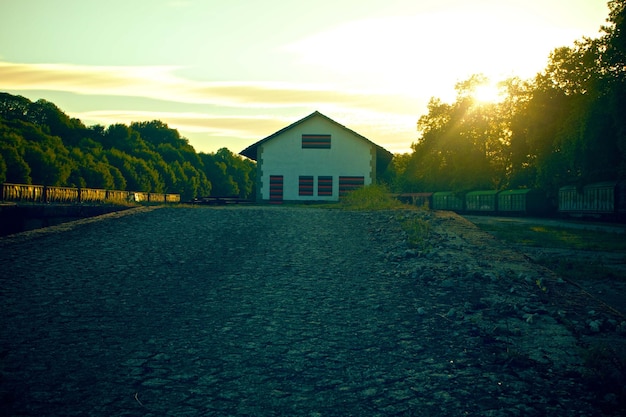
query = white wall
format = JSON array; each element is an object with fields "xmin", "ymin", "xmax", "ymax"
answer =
[{"xmin": 258, "ymin": 116, "xmax": 374, "ymax": 201}]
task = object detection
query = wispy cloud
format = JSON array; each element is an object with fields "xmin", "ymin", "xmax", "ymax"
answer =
[
  {"xmin": 0, "ymin": 61, "xmax": 419, "ymax": 114},
  {"xmin": 0, "ymin": 62, "xmax": 190, "ymax": 104}
]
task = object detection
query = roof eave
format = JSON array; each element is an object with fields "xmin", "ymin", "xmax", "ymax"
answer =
[{"xmin": 240, "ymin": 145, "xmax": 257, "ymax": 160}]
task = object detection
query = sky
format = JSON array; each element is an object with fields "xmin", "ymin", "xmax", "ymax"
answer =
[{"xmin": 0, "ymin": 0, "xmax": 611, "ymax": 155}]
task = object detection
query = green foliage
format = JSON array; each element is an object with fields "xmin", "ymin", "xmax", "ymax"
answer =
[
  {"xmin": 340, "ymin": 184, "xmax": 405, "ymax": 210},
  {"xmin": 398, "ymin": 3, "xmax": 626, "ymax": 194},
  {"xmin": 402, "ymin": 215, "xmax": 432, "ymax": 250},
  {"xmin": 378, "ymin": 152, "xmax": 412, "ymax": 192},
  {"xmin": 130, "ymin": 120, "xmax": 188, "ymax": 149},
  {"xmin": 198, "ymin": 148, "xmax": 255, "ymax": 198},
  {"xmin": 0, "ymin": 153, "xmax": 6, "ymax": 184},
  {"xmin": 0, "ymin": 126, "xmax": 31, "ymax": 183},
  {"xmin": 405, "ymin": 77, "xmax": 506, "ymax": 193},
  {"xmin": 0, "ymin": 93, "xmax": 256, "ymax": 201}
]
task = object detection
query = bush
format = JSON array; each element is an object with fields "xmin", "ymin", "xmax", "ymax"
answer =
[{"xmin": 340, "ymin": 184, "xmax": 405, "ymax": 210}]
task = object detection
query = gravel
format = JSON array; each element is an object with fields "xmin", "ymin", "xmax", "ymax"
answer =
[{"xmin": 0, "ymin": 206, "xmax": 624, "ymax": 416}]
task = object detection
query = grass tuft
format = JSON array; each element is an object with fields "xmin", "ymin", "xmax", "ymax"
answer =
[{"xmin": 402, "ymin": 216, "xmax": 432, "ymax": 250}]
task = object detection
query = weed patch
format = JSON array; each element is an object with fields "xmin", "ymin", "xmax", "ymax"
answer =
[{"xmin": 402, "ymin": 216, "xmax": 432, "ymax": 250}]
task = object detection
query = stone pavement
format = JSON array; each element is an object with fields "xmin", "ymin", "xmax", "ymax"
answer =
[{"xmin": 0, "ymin": 207, "xmax": 618, "ymax": 416}]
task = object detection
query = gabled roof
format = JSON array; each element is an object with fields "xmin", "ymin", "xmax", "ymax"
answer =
[{"xmin": 239, "ymin": 111, "xmax": 393, "ymax": 167}]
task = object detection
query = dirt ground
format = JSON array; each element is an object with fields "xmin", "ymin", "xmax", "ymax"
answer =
[{"xmin": 1, "ymin": 206, "xmax": 625, "ymax": 416}]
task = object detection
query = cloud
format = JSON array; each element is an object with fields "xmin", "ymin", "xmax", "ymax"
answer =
[
  {"xmin": 282, "ymin": 9, "xmax": 592, "ymax": 101},
  {"xmin": 0, "ymin": 61, "xmax": 419, "ymax": 115},
  {"xmin": 0, "ymin": 62, "xmax": 178, "ymax": 95},
  {"xmin": 0, "ymin": 61, "xmax": 420, "ymax": 154}
]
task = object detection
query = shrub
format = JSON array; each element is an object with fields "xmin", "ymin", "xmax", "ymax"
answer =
[{"xmin": 340, "ymin": 184, "xmax": 405, "ymax": 210}]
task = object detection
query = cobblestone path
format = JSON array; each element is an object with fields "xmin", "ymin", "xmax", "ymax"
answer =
[{"xmin": 0, "ymin": 207, "xmax": 618, "ymax": 416}]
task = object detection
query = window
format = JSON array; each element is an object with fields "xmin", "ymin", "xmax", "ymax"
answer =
[
  {"xmin": 339, "ymin": 176, "xmax": 364, "ymax": 196},
  {"xmin": 269, "ymin": 175, "xmax": 283, "ymax": 203},
  {"xmin": 302, "ymin": 134, "xmax": 331, "ymax": 149},
  {"xmin": 299, "ymin": 176, "xmax": 314, "ymax": 196},
  {"xmin": 317, "ymin": 176, "xmax": 333, "ymax": 196}
]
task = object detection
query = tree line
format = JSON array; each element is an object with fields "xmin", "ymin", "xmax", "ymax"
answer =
[
  {"xmin": 384, "ymin": 0, "xmax": 625, "ymax": 199},
  {"xmin": 2, "ymin": 1, "xmax": 623, "ymax": 203},
  {"xmin": 0, "ymin": 93, "xmax": 255, "ymax": 202}
]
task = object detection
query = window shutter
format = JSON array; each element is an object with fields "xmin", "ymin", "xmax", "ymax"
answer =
[
  {"xmin": 299, "ymin": 176, "xmax": 314, "ymax": 196},
  {"xmin": 318, "ymin": 176, "xmax": 333, "ymax": 196},
  {"xmin": 302, "ymin": 134, "xmax": 331, "ymax": 149}
]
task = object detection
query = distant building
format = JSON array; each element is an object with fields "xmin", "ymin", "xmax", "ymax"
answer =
[{"xmin": 240, "ymin": 111, "xmax": 393, "ymax": 203}]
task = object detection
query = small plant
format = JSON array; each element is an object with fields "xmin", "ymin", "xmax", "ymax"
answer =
[
  {"xmin": 402, "ymin": 216, "xmax": 432, "ymax": 250},
  {"xmin": 535, "ymin": 278, "xmax": 547, "ymax": 292}
]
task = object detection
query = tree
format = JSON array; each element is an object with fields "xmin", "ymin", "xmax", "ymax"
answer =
[
  {"xmin": 157, "ymin": 143, "xmax": 184, "ymax": 164},
  {"xmin": 200, "ymin": 153, "xmax": 238, "ymax": 197},
  {"xmin": 0, "ymin": 93, "xmax": 254, "ymax": 199},
  {"xmin": 179, "ymin": 161, "xmax": 211, "ymax": 201},
  {"xmin": 199, "ymin": 148, "xmax": 256, "ymax": 198},
  {"xmin": 0, "ymin": 93, "xmax": 31, "ymax": 120},
  {"xmin": 104, "ymin": 149, "xmax": 141, "ymax": 191},
  {"xmin": 26, "ymin": 99, "xmax": 86, "ymax": 147},
  {"xmin": 404, "ymin": 75, "xmax": 506, "ymax": 192},
  {"xmin": 602, "ymin": 0, "xmax": 626, "ymax": 178},
  {"xmin": 103, "ymin": 124, "xmax": 148, "ymax": 154},
  {"xmin": 214, "ymin": 148, "xmax": 255, "ymax": 198},
  {"xmin": 378, "ymin": 152, "xmax": 411, "ymax": 192},
  {"xmin": 0, "ymin": 153, "xmax": 6, "ymax": 184},
  {"xmin": 532, "ymin": 34, "xmax": 625, "ymax": 187},
  {"xmin": 603, "ymin": 0, "xmax": 626, "ymax": 79},
  {"xmin": 67, "ymin": 148, "xmax": 116, "ymax": 189},
  {"xmin": 0, "ymin": 125, "xmax": 31, "ymax": 184},
  {"xmin": 400, "ymin": 1, "xmax": 626, "ymax": 194},
  {"xmin": 500, "ymin": 77, "xmax": 535, "ymax": 188},
  {"xmin": 130, "ymin": 120, "xmax": 188, "ymax": 148}
]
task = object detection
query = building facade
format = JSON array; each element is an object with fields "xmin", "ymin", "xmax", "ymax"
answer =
[{"xmin": 240, "ymin": 111, "xmax": 393, "ymax": 203}]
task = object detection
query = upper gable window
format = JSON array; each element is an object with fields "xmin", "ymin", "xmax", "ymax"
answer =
[{"xmin": 302, "ymin": 134, "xmax": 331, "ymax": 149}]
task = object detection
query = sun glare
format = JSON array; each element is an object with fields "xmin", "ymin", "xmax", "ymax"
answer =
[{"xmin": 473, "ymin": 83, "xmax": 503, "ymax": 104}]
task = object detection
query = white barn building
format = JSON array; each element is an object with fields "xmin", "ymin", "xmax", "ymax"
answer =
[{"xmin": 240, "ymin": 111, "xmax": 393, "ymax": 203}]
